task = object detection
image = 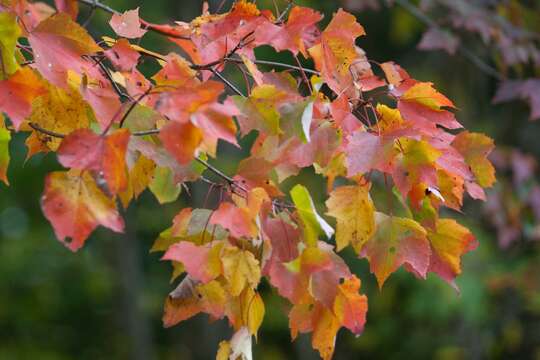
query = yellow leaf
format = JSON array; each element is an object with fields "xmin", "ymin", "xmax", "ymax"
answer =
[
  {"xmin": 216, "ymin": 341, "xmax": 231, "ymax": 360},
  {"xmin": 402, "ymin": 82, "xmax": 455, "ymax": 110},
  {"xmin": 376, "ymin": 104, "xmax": 403, "ymax": 132},
  {"xmin": 25, "ymin": 82, "xmax": 91, "ymax": 153},
  {"xmin": 0, "ymin": 12, "xmax": 21, "ymax": 79},
  {"xmin": 452, "ymin": 131, "xmax": 495, "ymax": 188},
  {"xmin": 326, "ymin": 184, "xmax": 375, "ymax": 253},
  {"xmin": 221, "ymin": 246, "xmax": 261, "ymax": 297}
]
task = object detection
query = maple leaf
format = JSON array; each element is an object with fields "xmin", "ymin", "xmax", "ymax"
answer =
[
  {"xmin": 58, "ymin": 129, "xmax": 130, "ymax": 195},
  {"xmin": 162, "ymin": 241, "xmax": 223, "ymax": 283},
  {"xmin": 119, "ymin": 154, "xmax": 155, "ymax": 207},
  {"xmin": 345, "ymin": 131, "xmax": 387, "ymax": 177},
  {"xmin": 361, "ymin": 213, "xmax": 430, "ymax": 288},
  {"xmin": 148, "ymin": 166, "xmax": 182, "ymax": 204},
  {"xmin": 418, "ymin": 27, "xmax": 459, "ymax": 55},
  {"xmin": 0, "ymin": 115, "xmax": 10, "ymax": 185},
  {"xmin": 452, "ymin": 131, "xmax": 495, "ymax": 188},
  {"xmin": 326, "ymin": 183, "xmax": 376, "ymax": 253},
  {"xmin": 221, "ymin": 245, "xmax": 261, "ymax": 296},
  {"xmin": 493, "ymin": 79, "xmax": 540, "ymax": 121},
  {"xmin": 0, "ymin": 67, "xmax": 47, "ymax": 130},
  {"xmin": 286, "ymin": 121, "xmax": 341, "ymax": 169},
  {"xmin": 427, "ymin": 219, "xmax": 477, "ymax": 291},
  {"xmin": 0, "ymin": 12, "xmax": 22, "ymax": 79},
  {"xmin": 255, "ymin": 6, "xmax": 322, "ymax": 57},
  {"xmin": 290, "ymin": 184, "xmax": 334, "ymax": 247},
  {"xmin": 330, "ymin": 95, "xmax": 363, "ymax": 136},
  {"xmin": 289, "ymin": 302, "xmax": 340, "ymax": 360},
  {"xmin": 210, "ymin": 202, "xmax": 258, "ymax": 239},
  {"xmin": 232, "ymin": 84, "xmax": 288, "ymax": 136},
  {"xmin": 54, "ymin": 0, "xmax": 78, "ymax": 20},
  {"xmin": 159, "ymin": 122, "xmax": 203, "ymax": 165},
  {"xmin": 380, "ymin": 61, "xmax": 410, "ymax": 86},
  {"xmin": 104, "ymin": 38, "xmax": 141, "ymax": 72},
  {"xmin": 163, "ymin": 276, "xmax": 227, "ymax": 327},
  {"xmin": 109, "ymin": 8, "xmax": 148, "ymax": 39},
  {"xmin": 392, "ymin": 138, "xmax": 441, "ymax": 198},
  {"xmin": 25, "ymin": 81, "xmax": 90, "ymax": 155},
  {"xmin": 398, "ymin": 82, "xmax": 462, "ymax": 131},
  {"xmin": 41, "ymin": 171, "xmax": 124, "ymax": 251},
  {"xmin": 333, "ymin": 275, "xmax": 368, "ymax": 335},
  {"xmin": 262, "ymin": 213, "xmax": 301, "ymax": 272},
  {"xmin": 308, "ymin": 9, "xmax": 366, "ymax": 93},
  {"xmin": 28, "ymin": 13, "xmax": 101, "ymax": 87}
]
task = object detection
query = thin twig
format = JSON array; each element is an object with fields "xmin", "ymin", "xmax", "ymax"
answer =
[
  {"xmin": 28, "ymin": 122, "xmax": 159, "ymax": 138},
  {"xmin": 210, "ymin": 68, "xmax": 245, "ymax": 97},
  {"xmin": 226, "ymin": 57, "xmax": 320, "ymax": 75}
]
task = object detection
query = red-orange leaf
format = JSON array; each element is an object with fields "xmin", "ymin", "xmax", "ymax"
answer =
[
  {"xmin": 159, "ymin": 122, "xmax": 203, "ymax": 165},
  {"xmin": 0, "ymin": 68, "xmax": 47, "ymax": 130},
  {"xmin": 362, "ymin": 213, "xmax": 430, "ymax": 288},
  {"xmin": 58, "ymin": 129, "xmax": 130, "ymax": 194},
  {"xmin": 41, "ymin": 171, "xmax": 124, "ymax": 251}
]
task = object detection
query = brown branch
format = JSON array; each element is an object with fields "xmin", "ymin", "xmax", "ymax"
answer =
[
  {"xmin": 225, "ymin": 57, "xmax": 320, "ymax": 75},
  {"xmin": 28, "ymin": 122, "xmax": 158, "ymax": 138}
]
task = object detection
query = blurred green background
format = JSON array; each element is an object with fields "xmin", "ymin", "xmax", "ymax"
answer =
[{"xmin": 1, "ymin": 0, "xmax": 540, "ymax": 359}]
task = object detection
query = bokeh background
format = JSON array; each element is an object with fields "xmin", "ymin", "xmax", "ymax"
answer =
[{"xmin": 1, "ymin": 0, "xmax": 540, "ymax": 359}]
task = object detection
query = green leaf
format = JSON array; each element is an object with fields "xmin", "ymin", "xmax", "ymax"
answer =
[
  {"xmin": 149, "ymin": 166, "xmax": 182, "ymax": 204},
  {"xmin": 0, "ymin": 12, "xmax": 21, "ymax": 79},
  {"xmin": 0, "ymin": 115, "xmax": 11, "ymax": 185},
  {"xmin": 290, "ymin": 184, "xmax": 334, "ymax": 247}
]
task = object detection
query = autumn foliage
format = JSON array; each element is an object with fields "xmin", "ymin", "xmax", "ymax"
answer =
[{"xmin": 0, "ymin": 1, "xmax": 496, "ymax": 359}]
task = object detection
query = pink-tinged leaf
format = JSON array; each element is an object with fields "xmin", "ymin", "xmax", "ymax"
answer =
[
  {"xmin": 54, "ymin": 0, "xmax": 79, "ymax": 20},
  {"xmin": 254, "ymin": 6, "xmax": 322, "ymax": 57},
  {"xmin": 361, "ymin": 213, "xmax": 430, "ymax": 288},
  {"xmin": 418, "ymin": 27, "xmax": 459, "ymax": 55},
  {"xmin": 330, "ymin": 95, "xmax": 363, "ymax": 136},
  {"xmin": 0, "ymin": 68, "xmax": 47, "ymax": 130},
  {"xmin": 109, "ymin": 8, "xmax": 148, "ymax": 39},
  {"xmin": 159, "ymin": 122, "xmax": 203, "ymax": 165},
  {"xmin": 311, "ymin": 254, "xmax": 351, "ymax": 309},
  {"xmin": 162, "ymin": 242, "xmax": 222, "ymax": 283},
  {"xmin": 262, "ymin": 215, "xmax": 301, "ymax": 266},
  {"xmin": 154, "ymin": 81, "xmax": 224, "ymax": 123},
  {"xmin": 493, "ymin": 79, "xmax": 540, "ymax": 121},
  {"xmin": 210, "ymin": 202, "xmax": 257, "ymax": 239},
  {"xmin": 58, "ymin": 129, "xmax": 130, "ymax": 194},
  {"xmin": 79, "ymin": 78, "xmax": 122, "ymax": 130},
  {"xmin": 41, "ymin": 171, "xmax": 124, "ymax": 251},
  {"xmin": 192, "ymin": 102, "xmax": 239, "ymax": 148},
  {"xmin": 105, "ymin": 38, "xmax": 141, "ymax": 72},
  {"xmin": 29, "ymin": 13, "xmax": 101, "ymax": 87},
  {"xmin": 345, "ymin": 131, "xmax": 383, "ymax": 176}
]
